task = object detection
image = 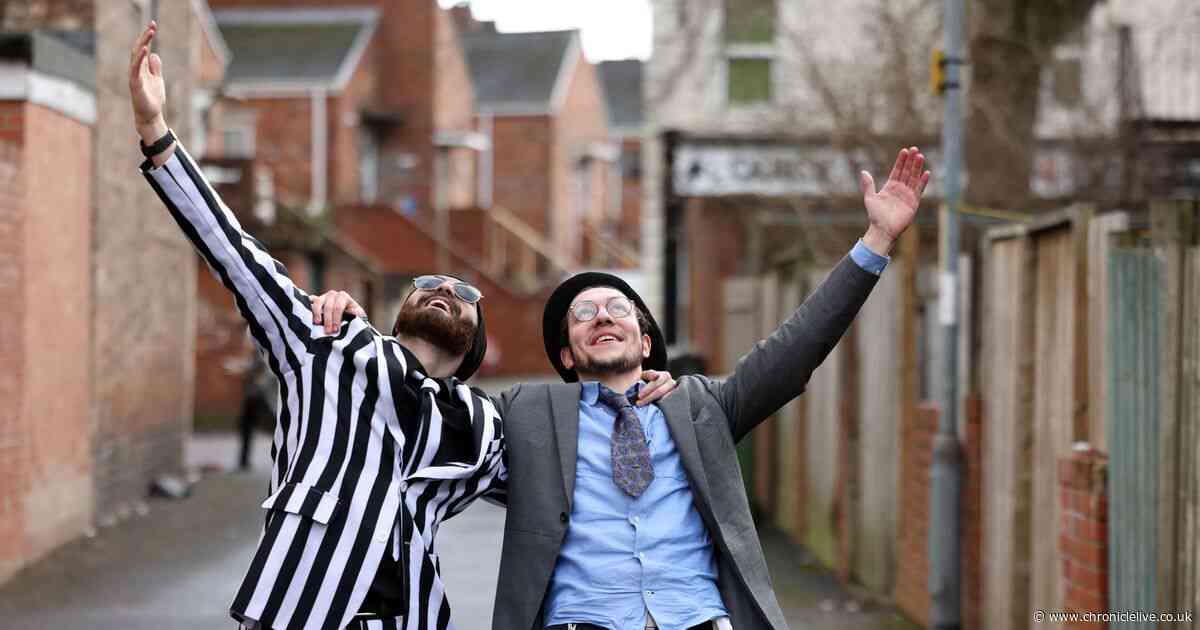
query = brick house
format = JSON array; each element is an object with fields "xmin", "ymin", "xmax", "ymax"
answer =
[
  {"xmin": 461, "ymin": 23, "xmax": 633, "ymax": 270},
  {"xmin": 189, "ymin": 6, "xmax": 393, "ymax": 422},
  {"xmin": 597, "ymin": 59, "xmax": 645, "ymax": 253},
  {"xmin": 0, "ymin": 0, "xmax": 215, "ymax": 584},
  {"xmin": 200, "ymin": 2, "xmax": 565, "ymax": 389}
]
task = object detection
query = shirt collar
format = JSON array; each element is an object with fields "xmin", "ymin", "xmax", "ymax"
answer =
[{"xmin": 580, "ymin": 381, "xmax": 643, "ymax": 406}]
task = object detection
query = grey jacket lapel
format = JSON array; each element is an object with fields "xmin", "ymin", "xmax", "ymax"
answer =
[
  {"xmin": 658, "ymin": 390, "xmax": 715, "ymax": 515},
  {"xmin": 550, "ymin": 383, "xmax": 582, "ymax": 509}
]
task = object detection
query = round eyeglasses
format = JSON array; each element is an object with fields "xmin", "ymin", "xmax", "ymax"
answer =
[
  {"xmin": 569, "ymin": 296, "xmax": 633, "ymax": 322},
  {"xmin": 413, "ymin": 275, "xmax": 483, "ymax": 304}
]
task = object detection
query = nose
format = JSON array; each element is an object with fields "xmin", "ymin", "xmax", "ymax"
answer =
[{"xmin": 593, "ymin": 306, "xmax": 616, "ymax": 324}]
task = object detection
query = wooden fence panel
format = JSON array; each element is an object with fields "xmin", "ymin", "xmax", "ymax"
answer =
[
  {"xmin": 1031, "ymin": 227, "xmax": 1079, "ymax": 628},
  {"xmin": 1107, "ymin": 245, "xmax": 1162, "ymax": 627},
  {"xmin": 854, "ymin": 260, "xmax": 902, "ymax": 593},
  {"xmin": 805, "ymin": 269, "xmax": 844, "ymax": 570},
  {"xmin": 1174, "ymin": 246, "xmax": 1200, "ymax": 628},
  {"xmin": 1085, "ymin": 212, "xmax": 1130, "ymax": 452},
  {"xmin": 980, "ymin": 232, "xmax": 1035, "ymax": 630}
]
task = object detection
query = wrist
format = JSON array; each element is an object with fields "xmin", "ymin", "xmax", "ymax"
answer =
[
  {"xmin": 136, "ymin": 116, "xmax": 168, "ymax": 145},
  {"xmin": 862, "ymin": 225, "xmax": 895, "ymax": 256}
]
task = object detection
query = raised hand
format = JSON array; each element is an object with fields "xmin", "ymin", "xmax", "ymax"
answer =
[
  {"xmin": 129, "ymin": 22, "xmax": 167, "ymax": 139},
  {"xmin": 859, "ymin": 147, "xmax": 931, "ymax": 255}
]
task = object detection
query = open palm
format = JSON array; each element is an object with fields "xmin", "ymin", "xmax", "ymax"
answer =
[
  {"xmin": 860, "ymin": 147, "xmax": 930, "ymax": 242},
  {"xmin": 128, "ymin": 22, "xmax": 166, "ymax": 127}
]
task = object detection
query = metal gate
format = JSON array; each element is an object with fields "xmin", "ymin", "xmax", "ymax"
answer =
[{"xmin": 1107, "ymin": 245, "xmax": 1161, "ymax": 624}]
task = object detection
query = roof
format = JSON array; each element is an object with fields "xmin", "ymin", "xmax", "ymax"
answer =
[
  {"xmin": 597, "ymin": 59, "xmax": 643, "ymax": 132},
  {"xmin": 0, "ymin": 30, "xmax": 94, "ymax": 89},
  {"xmin": 462, "ymin": 29, "xmax": 579, "ymax": 114},
  {"xmin": 214, "ymin": 7, "xmax": 378, "ymax": 94}
]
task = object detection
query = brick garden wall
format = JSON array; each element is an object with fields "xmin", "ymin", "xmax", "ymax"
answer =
[
  {"xmin": 90, "ymin": 0, "xmax": 198, "ymax": 525},
  {"xmin": 894, "ymin": 397, "xmax": 983, "ymax": 628},
  {"xmin": 0, "ymin": 105, "xmax": 94, "ymax": 583},
  {"xmin": 1058, "ymin": 449, "xmax": 1108, "ymax": 626}
]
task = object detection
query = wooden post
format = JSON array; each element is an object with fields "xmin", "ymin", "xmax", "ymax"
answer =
[
  {"xmin": 1071, "ymin": 205, "xmax": 1094, "ymax": 445},
  {"xmin": 1151, "ymin": 199, "xmax": 1190, "ymax": 615}
]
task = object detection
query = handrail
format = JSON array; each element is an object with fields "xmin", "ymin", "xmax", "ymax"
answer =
[{"xmin": 487, "ymin": 205, "xmax": 572, "ymax": 274}]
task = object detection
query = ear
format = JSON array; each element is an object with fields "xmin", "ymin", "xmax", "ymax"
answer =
[
  {"xmin": 560, "ymin": 346, "xmax": 575, "ymax": 370},
  {"xmin": 641, "ymin": 333, "xmax": 651, "ymax": 359}
]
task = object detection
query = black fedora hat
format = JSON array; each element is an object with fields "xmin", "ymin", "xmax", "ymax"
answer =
[{"xmin": 542, "ymin": 271, "xmax": 667, "ymax": 382}]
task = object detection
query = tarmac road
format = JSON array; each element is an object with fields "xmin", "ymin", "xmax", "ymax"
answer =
[{"xmin": 0, "ymin": 432, "xmax": 917, "ymax": 630}]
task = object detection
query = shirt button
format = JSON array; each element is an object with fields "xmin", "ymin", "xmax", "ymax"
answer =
[
  {"xmin": 376, "ymin": 533, "xmax": 388, "ymax": 544},
  {"xmin": 398, "ymin": 481, "xmax": 408, "ymax": 493},
  {"xmin": 559, "ymin": 512, "xmax": 569, "ymax": 524},
  {"xmin": 638, "ymin": 552, "xmax": 646, "ymax": 561}
]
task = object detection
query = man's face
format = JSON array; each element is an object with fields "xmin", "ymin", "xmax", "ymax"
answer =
[
  {"xmin": 392, "ymin": 276, "xmax": 479, "ymax": 356},
  {"xmin": 560, "ymin": 286, "xmax": 650, "ymax": 376}
]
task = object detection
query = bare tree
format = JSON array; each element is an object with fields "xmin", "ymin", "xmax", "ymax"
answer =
[{"xmin": 966, "ymin": 0, "xmax": 1101, "ymax": 207}]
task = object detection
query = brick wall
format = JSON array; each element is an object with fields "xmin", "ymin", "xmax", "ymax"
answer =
[
  {"xmin": 894, "ymin": 397, "xmax": 983, "ymax": 627},
  {"xmin": 329, "ymin": 39, "xmax": 378, "ymax": 206},
  {"xmin": 552, "ymin": 50, "xmax": 611, "ymax": 256},
  {"xmin": 0, "ymin": 0, "xmax": 94, "ymax": 29},
  {"xmin": 685, "ymin": 197, "xmax": 747, "ymax": 368},
  {"xmin": 0, "ymin": 104, "xmax": 94, "ymax": 583},
  {"xmin": 618, "ymin": 138, "xmax": 642, "ymax": 247},
  {"xmin": 91, "ymin": 0, "xmax": 198, "ymax": 524},
  {"xmin": 335, "ymin": 205, "xmax": 555, "ymax": 377},
  {"xmin": 0, "ymin": 136, "xmax": 29, "ymax": 584},
  {"xmin": 1058, "ymin": 449, "xmax": 1108, "ymax": 625},
  {"xmin": 491, "ymin": 115, "xmax": 554, "ymax": 233}
]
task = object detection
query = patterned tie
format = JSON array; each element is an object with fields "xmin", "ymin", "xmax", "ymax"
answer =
[{"xmin": 597, "ymin": 385, "xmax": 654, "ymax": 497}]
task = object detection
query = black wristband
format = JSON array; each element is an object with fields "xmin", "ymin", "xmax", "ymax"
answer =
[{"xmin": 139, "ymin": 128, "xmax": 176, "ymax": 157}]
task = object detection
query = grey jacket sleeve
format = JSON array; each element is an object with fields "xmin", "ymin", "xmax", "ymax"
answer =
[{"xmin": 714, "ymin": 255, "xmax": 880, "ymax": 442}]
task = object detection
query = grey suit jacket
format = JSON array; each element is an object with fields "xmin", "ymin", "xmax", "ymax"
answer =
[{"xmin": 491, "ymin": 256, "xmax": 879, "ymax": 630}]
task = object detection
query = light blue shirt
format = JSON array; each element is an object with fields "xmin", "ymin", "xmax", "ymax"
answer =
[
  {"xmin": 544, "ymin": 382, "xmax": 727, "ymax": 630},
  {"xmin": 850, "ymin": 238, "xmax": 889, "ymax": 276},
  {"xmin": 544, "ymin": 245, "xmax": 886, "ymax": 629}
]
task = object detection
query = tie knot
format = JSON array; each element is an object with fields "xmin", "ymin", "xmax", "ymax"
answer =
[{"xmin": 597, "ymin": 384, "xmax": 634, "ymax": 412}]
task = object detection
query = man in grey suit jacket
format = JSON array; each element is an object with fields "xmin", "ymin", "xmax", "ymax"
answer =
[
  {"xmin": 491, "ymin": 147, "xmax": 930, "ymax": 630},
  {"xmin": 318, "ymin": 148, "xmax": 929, "ymax": 629}
]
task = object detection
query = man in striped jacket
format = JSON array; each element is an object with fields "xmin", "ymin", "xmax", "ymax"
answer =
[{"xmin": 129, "ymin": 23, "xmax": 673, "ymax": 630}]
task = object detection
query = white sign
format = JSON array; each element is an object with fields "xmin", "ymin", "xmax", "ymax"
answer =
[{"xmin": 674, "ymin": 144, "xmax": 851, "ymax": 196}]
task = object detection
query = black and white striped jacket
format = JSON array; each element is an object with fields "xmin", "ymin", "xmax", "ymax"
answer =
[{"xmin": 142, "ymin": 144, "xmax": 507, "ymax": 630}]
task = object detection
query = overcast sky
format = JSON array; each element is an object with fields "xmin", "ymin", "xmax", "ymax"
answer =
[{"xmin": 438, "ymin": 0, "xmax": 653, "ymax": 61}]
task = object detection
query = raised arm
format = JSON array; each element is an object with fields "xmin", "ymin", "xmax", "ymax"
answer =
[
  {"xmin": 715, "ymin": 147, "xmax": 930, "ymax": 440},
  {"xmin": 131, "ymin": 22, "xmax": 315, "ymax": 373}
]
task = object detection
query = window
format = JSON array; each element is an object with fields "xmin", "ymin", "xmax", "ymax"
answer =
[
  {"xmin": 724, "ymin": 0, "xmax": 776, "ymax": 106},
  {"xmin": 728, "ymin": 58, "xmax": 772, "ymax": 105},
  {"xmin": 1052, "ymin": 57, "xmax": 1082, "ymax": 105},
  {"xmin": 621, "ymin": 148, "xmax": 642, "ymax": 179},
  {"xmin": 219, "ymin": 109, "xmax": 256, "ymax": 159},
  {"xmin": 725, "ymin": 0, "xmax": 775, "ymax": 44},
  {"xmin": 359, "ymin": 128, "xmax": 379, "ymax": 204}
]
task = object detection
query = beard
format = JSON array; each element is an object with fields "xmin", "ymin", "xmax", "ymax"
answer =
[
  {"xmin": 569, "ymin": 343, "xmax": 643, "ymax": 376},
  {"xmin": 392, "ymin": 300, "xmax": 475, "ymax": 357}
]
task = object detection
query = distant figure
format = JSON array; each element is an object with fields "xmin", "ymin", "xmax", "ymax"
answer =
[{"xmin": 236, "ymin": 352, "xmax": 277, "ymax": 471}]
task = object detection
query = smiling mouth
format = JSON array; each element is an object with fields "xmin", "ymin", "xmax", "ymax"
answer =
[
  {"xmin": 589, "ymin": 333, "xmax": 623, "ymax": 347},
  {"xmin": 423, "ymin": 297, "xmax": 454, "ymax": 315}
]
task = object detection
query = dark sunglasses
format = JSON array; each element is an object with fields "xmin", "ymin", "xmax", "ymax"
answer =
[
  {"xmin": 413, "ymin": 275, "xmax": 483, "ymax": 304},
  {"xmin": 569, "ymin": 296, "xmax": 633, "ymax": 322}
]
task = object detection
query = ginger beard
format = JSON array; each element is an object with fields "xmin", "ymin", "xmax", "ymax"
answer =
[
  {"xmin": 392, "ymin": 292, "xmax": 476, "ymax": 357},
  {"xmin": 569, "ymin": 341, "xmax": 643, "ymax": 375}
]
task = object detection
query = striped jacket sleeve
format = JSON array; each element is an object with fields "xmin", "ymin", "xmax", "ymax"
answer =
[{"xmin": 141, "ymin": 144, "xmax": 315, "ymax": 374}]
